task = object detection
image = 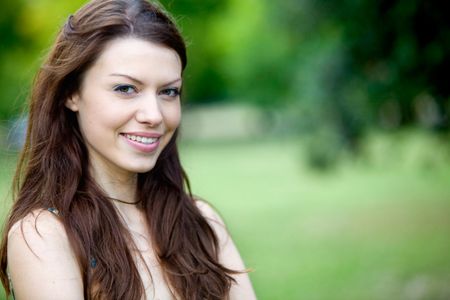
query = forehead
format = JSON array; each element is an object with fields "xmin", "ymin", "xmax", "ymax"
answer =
[{"xmin": 85, "ymin": 37, "xmax": 182, "ymax": 81}]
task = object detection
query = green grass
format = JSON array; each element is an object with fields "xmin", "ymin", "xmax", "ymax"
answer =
[
  {"xmin": 179, "ymin": 131, "xmax": 450, "ymax": 300},
  {"xmin": 1, "ymin": 130, "xmax": 449, "ymax": 299}
]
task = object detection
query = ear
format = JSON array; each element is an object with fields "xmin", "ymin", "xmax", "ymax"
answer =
[{"xmin": 65, "ymin": 94, "xmax": 80, "ymax": 112}]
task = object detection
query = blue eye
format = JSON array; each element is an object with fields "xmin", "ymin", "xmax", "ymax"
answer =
[
  {"xmin": 160, "ymin": 88, "xmax": 180, "ymax": 97},
  {"xmin": 113, "ymin": 84, "xmax": 138, "ymax": 95}
]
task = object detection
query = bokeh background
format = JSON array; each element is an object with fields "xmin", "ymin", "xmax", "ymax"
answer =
[{"xmin": 1, "ymin": 0, "xmax": 449, "ymax": 299}]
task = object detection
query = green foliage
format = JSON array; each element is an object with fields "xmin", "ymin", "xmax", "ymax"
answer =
[
  {"xmin": 0, "ymin": 0, "xmax": 29, "ymax": 118},
  {"xmin": 0, "ymin": 0, "xmax": 448, "ymax": 169},
  {"xmin": 0, "ymin": 0, "xmax": 86, "ymax": 119},
  {"xmin": 162, "ymin": 0, "xmax": 449, "ymax": 168},
  {"xmin": 161, "ymin": 0, "xmax": 292, "ymax": 105}
]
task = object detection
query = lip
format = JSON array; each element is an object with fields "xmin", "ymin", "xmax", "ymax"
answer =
[
  {"xmin": 122, "ymin": 131, "xmax": 163, "ymax": 138},
  {"xmin": 120, "ymin": 132, "xmax": 162, "ymax": 153}
]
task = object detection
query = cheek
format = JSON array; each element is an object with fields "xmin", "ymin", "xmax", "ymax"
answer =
[
  {"xmin": 163, "ymin": 104, "xmax": 181, "ymax": 130},
  {"xmin": 77, "ymin": 98, "xmax": 132, "ymax": 132}
]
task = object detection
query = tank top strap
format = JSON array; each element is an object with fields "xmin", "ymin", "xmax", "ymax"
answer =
[
  {"xmin": 47, "ymin": 207, "xmax": 60, "ymax": 216},
  {"xmin": 7, "ymin": 271, "xmax": 15, "ymax": 299},
  {"xmin": 46, "ymin": 207, "xmax": 97, "ymax": 269},
  {"xmin": 8, "ymin": 207, "xmax": 62, "ymax": 299},
  {"xmin": 47, "ymin": 207, "xmax": 97, "ymax": 269}
]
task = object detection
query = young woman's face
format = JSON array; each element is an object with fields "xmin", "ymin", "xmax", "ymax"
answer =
[{"xmin": 66, "ymin": 37, "xmax": 182, "ymax": 177}]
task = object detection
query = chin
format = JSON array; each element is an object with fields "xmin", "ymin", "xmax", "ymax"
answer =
[
  {"xmin": 127, "ymin": 165, "xmax": 155, "ymax": 174},
  {"xmin": 128, "ymin": 161, "xmax": 158, "ymax": 174}
]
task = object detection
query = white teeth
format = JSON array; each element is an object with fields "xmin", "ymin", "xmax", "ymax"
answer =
[{"xmin": 126, "ymin": 134, "xmax": 158, "ymax": 145}]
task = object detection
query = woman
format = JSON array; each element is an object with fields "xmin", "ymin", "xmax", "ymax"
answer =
[{"xmin": 0, "ymin": 0, "xmax": 256, "ymax": 299}]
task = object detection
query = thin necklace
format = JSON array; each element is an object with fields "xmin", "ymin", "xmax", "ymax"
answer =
[{"xmin": 108, "ymin": 197, "xmax": 142, "ymax": 205}]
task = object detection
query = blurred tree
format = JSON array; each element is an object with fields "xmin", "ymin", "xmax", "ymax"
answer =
[
  {"xmin": 328, "ymin": 0, "xmax": 450, "ymax": 131},
  {"xmin": 0, "ymin": 0, "xmax": 448, "ymax": 168},
  {"xmin": 274, "ymin": 0, "xmax": 449, "ymax": 168},
  {"xmin": 162, "ymin": 0, "xmax": 293, "ymax": 106},
  {"xmin": 0, "ymin": 0, "xmax": 28, "ymax": 118},
  {"xmin": 0, "ymin": 0, "xmax": 85, "ymax": 119},
  {"xmin": 160, "ymin": 0, "xmax": 229, "ymax": 103}
]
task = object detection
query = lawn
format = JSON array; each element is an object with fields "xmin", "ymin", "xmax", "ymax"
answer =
[
  {"xmin": 180, "ymin": 131, "xmax": 450, "ymax": 300},
  {"xmin": 1, "ymin": 130, "xmax": 449, "ymax": 299}
]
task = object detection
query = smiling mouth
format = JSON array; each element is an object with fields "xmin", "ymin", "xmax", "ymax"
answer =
[{"xmin": 124, "ymin": 134, "xmax": 160, "ymax": 145}]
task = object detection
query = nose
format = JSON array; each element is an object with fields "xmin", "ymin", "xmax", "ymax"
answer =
[{"xmin": 135, "ymin": 94, "xmax": 163, "ymax": 127}]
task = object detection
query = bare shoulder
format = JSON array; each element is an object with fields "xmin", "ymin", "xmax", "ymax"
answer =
[
  {"xmin": 194, "ymin": 199, "xmax": 236, "ymax": 248},
  {"xmin": 194, "ymin": 199, "xmax": 257, "ymax": 299},
  {"xmin": 9, "ymin": 209, "xmax": 66, "ymax": 242},
  {"xmin": 194, "ymin": 199, "xmax": 226, "ymax": 229},
  {"xmin": 194, "ymin": 198, "xmax": 237, "ymax": 251},
  {"xmin": 7, "ymin": 209, "xmax": 84, "ymax": 300}
]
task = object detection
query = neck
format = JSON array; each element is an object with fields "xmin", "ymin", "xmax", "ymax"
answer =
[
  {"xmin": 89, "ymin": 161, "xmax": 138, "ymax": 204},
  {"xmin": 108, "ymin": 196, "xmax": 142, "ymax": 205}
]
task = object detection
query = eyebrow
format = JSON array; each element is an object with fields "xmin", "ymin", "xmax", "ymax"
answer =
[{"xmin": 109, "ymin": 73, "xmax": 182, "ymax": 86}]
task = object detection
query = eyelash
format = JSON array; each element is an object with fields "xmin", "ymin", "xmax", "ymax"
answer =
[
  {"xmin": 113, "ymin": 84, "xmax": 138, "ymax": 95},
  {"xmin": 160, "ymin": 88, "xmax": 180, "ymax": 98},
  {"xmin": 113, "ymin": 85, "xmax": 181, "ymax": 98}
]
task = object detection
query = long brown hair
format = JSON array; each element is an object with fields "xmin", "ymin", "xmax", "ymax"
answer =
[{"xmin": 0, "ymin": 0, "xmax": 237, "ymax": 299}]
